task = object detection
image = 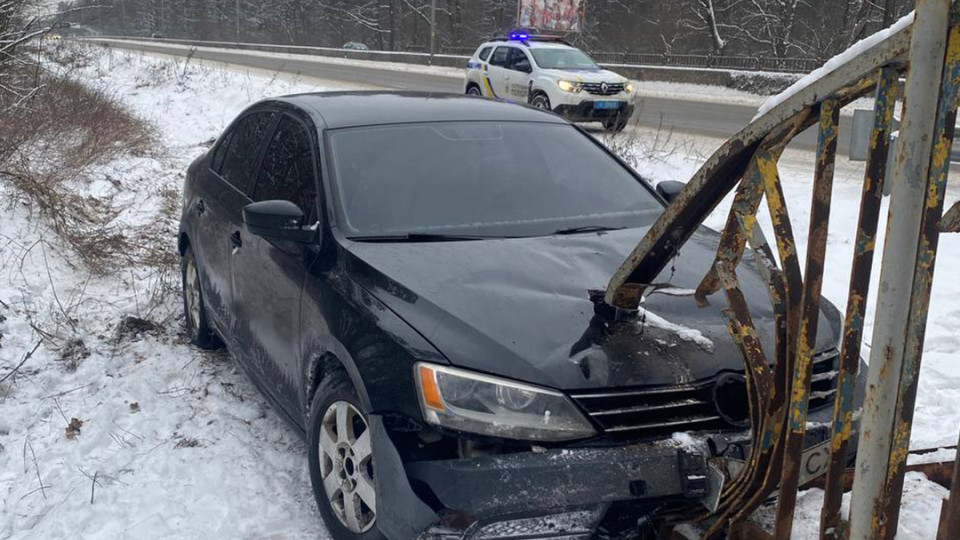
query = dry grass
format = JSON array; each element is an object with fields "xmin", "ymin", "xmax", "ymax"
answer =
[
  {"xmin": 0, "ymin": 61, "xmax": 169, "ymax": 275},
  {"xmin": 595, "ymin": 98, "xmax": 701, "ymax": 173}
]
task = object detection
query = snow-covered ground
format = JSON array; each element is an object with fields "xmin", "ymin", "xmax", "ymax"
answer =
[
  {"xmin": 1, "ymin": 44, "xmax": 958, "ymax": 539},
  {"xmin": 1, "ymin": 47, "xmax": 330, "ymax": 539}
]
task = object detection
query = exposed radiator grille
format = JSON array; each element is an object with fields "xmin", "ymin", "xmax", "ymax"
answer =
[
  {"xmin": 582, "ymin": 82, "xmax": 625, "ymax": 95},
  {"xmin": 570, "ymin": 349, "xmax": 840, "ymax": 441}
]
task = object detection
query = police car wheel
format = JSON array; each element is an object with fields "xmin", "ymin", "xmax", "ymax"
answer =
[
  {"xmin": 531, "ymin": 94, "xmax": 551, "ymax": 110},
  {"xmin": 603, "ymin": 115, "xmax": 628, "ymax": 132},
  {"xmin": 466, "ymin": 85, "xmax": 482, "ymax": 96}
]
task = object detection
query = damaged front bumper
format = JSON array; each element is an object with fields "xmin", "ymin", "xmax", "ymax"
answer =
[{"xmin": 370, "ymin": 396, "xmax": 858, "ymax": 540}]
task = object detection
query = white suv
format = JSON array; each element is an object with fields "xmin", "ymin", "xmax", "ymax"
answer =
[{"xmin": 464, "ymin": 34, "xmax": 636, "ymax": 131}]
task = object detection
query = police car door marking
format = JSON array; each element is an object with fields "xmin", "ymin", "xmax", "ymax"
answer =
[{"xmin": 483, "ymin": 76, "xmax": 499, "ymax": 98}]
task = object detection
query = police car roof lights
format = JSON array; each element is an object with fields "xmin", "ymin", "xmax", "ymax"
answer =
[{"xmin": 496, "ymin": 32, "xmax": 570, "ymax": 46}]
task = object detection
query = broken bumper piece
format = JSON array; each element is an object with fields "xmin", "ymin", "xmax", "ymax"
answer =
[{"xmin": 403, "ymin": 440, "xmax": 721, "ymax": 540}]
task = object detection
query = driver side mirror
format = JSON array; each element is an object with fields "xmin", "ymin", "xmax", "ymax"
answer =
[
  {"xmin": 514, "ymin": 59, "xmax": 532, "ymax": 73},
  {"xmin": 656, "ymin": 181, "xmax": 685, "ymax": 204},
  {"xmin": 243, "ymin": 200, "xmax": 317, "ymax": 243}
]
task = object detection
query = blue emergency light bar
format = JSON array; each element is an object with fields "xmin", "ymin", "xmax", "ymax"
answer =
[{"xmin": 496, "ymin": 32, "xmax": 570, "ymax": 46}]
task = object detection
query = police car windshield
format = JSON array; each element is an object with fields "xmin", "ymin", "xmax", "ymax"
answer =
[
  {"xmin": 328, "ymin": 121, "xmax": 662, "ymax": 239},
  {"xmin": 530, "ymin": 49, "xmax": 599, "ymax": 70}
]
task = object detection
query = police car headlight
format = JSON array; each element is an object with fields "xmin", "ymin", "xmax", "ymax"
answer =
[
  {"xmin": 625, "ymin": 81, "xmax": 635, "ymax": 93},
  {"xmin": 557, "ymin": 80, "xmax": 583, "ymax": 93},
  {"xmin": 415, "ymin": 362, "xmax": 596, "ymax": 441}
]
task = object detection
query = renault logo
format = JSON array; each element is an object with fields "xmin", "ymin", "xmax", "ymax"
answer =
[{"xmin": 600, "ymin": 82, "xmax": 609, "ymax": 94}]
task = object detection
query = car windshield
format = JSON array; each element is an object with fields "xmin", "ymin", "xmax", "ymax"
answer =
[
  {"xmin": 530, "ymin": 48, "xmax": 599, "ymax": 70},
  {"xmin": 328, "ymin": 121, "xmax": 662, "ymax": 239}
]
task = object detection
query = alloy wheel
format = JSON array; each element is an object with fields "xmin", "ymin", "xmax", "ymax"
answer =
[
  {"xmin": 319, "ymin": 401, "xmax": 376, "ymax": 533},
  {"xmin": 184, "ymin": 257, "xmax": 202, "ymax": 333}
]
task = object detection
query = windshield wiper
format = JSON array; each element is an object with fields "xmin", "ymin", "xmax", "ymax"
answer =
[
  {"xmin": 551, "ymin": 225, "xmax": 627, "ymax": 235},
  {"xmin": 351, "ymin": 233, "xmax": 496, "ymax": 242}
]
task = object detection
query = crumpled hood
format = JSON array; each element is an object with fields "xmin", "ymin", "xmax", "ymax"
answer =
[{"xmin": 343, "ymin": 228, "xmax": 839, "ymax": 390}]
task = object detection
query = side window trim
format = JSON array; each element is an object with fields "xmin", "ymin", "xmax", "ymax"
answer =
[{"xmin": 211, "ymin": 129, "xmax": 235, "ymax": 173}]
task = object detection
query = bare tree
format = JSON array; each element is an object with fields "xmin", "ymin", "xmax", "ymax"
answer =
[
  {"xmin": 56, "ymin": 0, "xmax": 919, "ymax": 61},
  {"xmin": 678, "ymin": 0, "xmax": 737, "ymax": 54},
  {"xmin": 1, "ymin": 0, "xmax": 45, "ymax": 113},
  {"xmin": 739, "ymin": 0, "xmax": 812, "ymax": 59}
]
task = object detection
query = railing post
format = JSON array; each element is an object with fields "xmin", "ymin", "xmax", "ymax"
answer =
[
  {"xmin": 819, "ymin": 67, "xmax": 899, "ymax": 540},
  {"xmin": 847, "ymin": 1, "xmax": 953, "ymax": 539}
]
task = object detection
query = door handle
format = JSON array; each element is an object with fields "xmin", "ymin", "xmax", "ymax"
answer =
[
  {"xmin": 230, "ymin": 231, "xmax": 242, "ymax": 249},
  {"xmin": 197, "ymin": 198, "xmax": 205, "ymax": 216}
]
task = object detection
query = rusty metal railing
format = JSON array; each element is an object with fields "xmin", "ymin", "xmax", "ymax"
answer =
[{"xmin": 603, "ymin": 0, "xmax": 960, "ymax": 538}]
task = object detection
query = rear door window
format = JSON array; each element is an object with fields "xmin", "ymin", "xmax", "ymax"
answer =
[
  {"xmin": 217, "ymin": 111, "xmax": 277, "ymax": 194},
  {"xmin": 489, "ymin": 46, "xmax": 511, "ymax": 67},
  {"xmin": 253, "ymin": 115, "xmax": 319, "ymax": 223}
]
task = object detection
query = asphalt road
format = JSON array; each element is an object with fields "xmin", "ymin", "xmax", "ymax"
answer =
[{"xmin": 91, "ymin": 39, "xmax": 854, "ymax": 154}]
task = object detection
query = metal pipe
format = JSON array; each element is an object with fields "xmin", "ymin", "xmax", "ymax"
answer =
[
  {"xmin": 937, "ymin": 429, "xmax": 960, "ymax": 539},
  {"xmin": 236, "ymin": 0, "xmax": 241, "ymax": 44},
  {"xmin": 847, "ymin": 1, "xmax": 952, "ymax": 539},
  {"xmin": 773, "ymin": 97, "xmax": 840, "ymax": 540},
  {"xmin": 878, "ymin": 2, "xmax": 960, "ymax": 534},
  {"xmin": 820, "ymin": 67, "xmax": 900, "ymax": 540}
]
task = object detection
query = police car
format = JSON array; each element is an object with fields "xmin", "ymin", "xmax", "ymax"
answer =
[{"xmin": 464, "ymin": 33, "xmax": 636, "ymax": 131}]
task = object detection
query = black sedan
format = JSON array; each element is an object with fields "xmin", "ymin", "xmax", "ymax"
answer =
[{"xmin": 178, "ymin": 92, "xmax": 862, "ymax": 539}]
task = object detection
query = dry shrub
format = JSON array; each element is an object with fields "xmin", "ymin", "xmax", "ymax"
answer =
[
  {"xmin": 0, "ymin": 64, "xmax": 161, "ymax": 274},
  {"xmin": 596, "ymin": 98, "xmax": 694, "ymax": 171}
]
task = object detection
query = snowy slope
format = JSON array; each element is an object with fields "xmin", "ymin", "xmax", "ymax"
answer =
[{"xmin": 0, "ymin": 48, "xmax": 330, "ymax": 539}]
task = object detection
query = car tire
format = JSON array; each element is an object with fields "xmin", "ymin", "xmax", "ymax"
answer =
[
  {"xmin": 180, "ymin": 245, "xmax": 222, "ymax": 349},
  {"xmin": 466, "ymin": 84, "xmax": 482, "ymax": 96},
  {"xmin": 530, "ymin": 93, "xmax": 551, "ymax": 110},
  {"xmin": 308, "ymin": 372, "xmax": 385, "ymax": 540},
  {"xmin": 603, "ymin": 114, "xmax": 628, "ymax": 132}
]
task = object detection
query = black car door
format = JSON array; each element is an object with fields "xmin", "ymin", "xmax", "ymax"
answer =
[
  {"xmin": 231, "ymin": 113, "xmax": 321, "ymax": 416},
  {"xmin": 193, "ymin": 110, "xmax": 277, "ymax": 332}
]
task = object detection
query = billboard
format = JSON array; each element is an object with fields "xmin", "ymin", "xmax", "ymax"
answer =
[{"xmin": 518, "ymin": 0, "xmax": 585, "ymax": 33}]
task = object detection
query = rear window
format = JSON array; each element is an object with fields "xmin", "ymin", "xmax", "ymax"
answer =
[
  {"xmin": 328, "ymin": 122, "xmax": 661, "ymax": 238},
  {"xmin": 478, "ymin": 46, "xmax": 493, "ymax": 61}
]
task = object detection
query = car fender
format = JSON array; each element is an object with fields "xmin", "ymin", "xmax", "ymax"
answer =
[
  {"xmin": 301, "ymin": 334, "xmax": 373, "ymax": 417},
  {"xmin": 535, "ymin": 77, "xmax": 576, "ymax": 108},
  {"xmin": 298, "ymin": 253, "xmax": 449, "ymax": 422},
  {"xmin": 463, "ymin": 70, "xmax": 482, "ymax": 92}
]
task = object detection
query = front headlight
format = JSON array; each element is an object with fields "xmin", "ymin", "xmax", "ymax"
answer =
[
  {"xmin": 415, "ymin": 363, "xmax": 596, "ymax": 442},
  {"xmin": 557, "ymin": 80, "xmax": 583, "ymax": 93},
  {"xmin": 625, "ymin": 81, "xmax": 635, "ymax": 93}
]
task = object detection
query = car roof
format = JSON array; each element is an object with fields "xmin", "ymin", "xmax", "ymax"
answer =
[
  {"xmin": 276, "ymin": 91, "xmax": 570, "ymax": 129},
  {"xmin": 481, "ymin": 40, "xmax": 575, "ymax": 50}
]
